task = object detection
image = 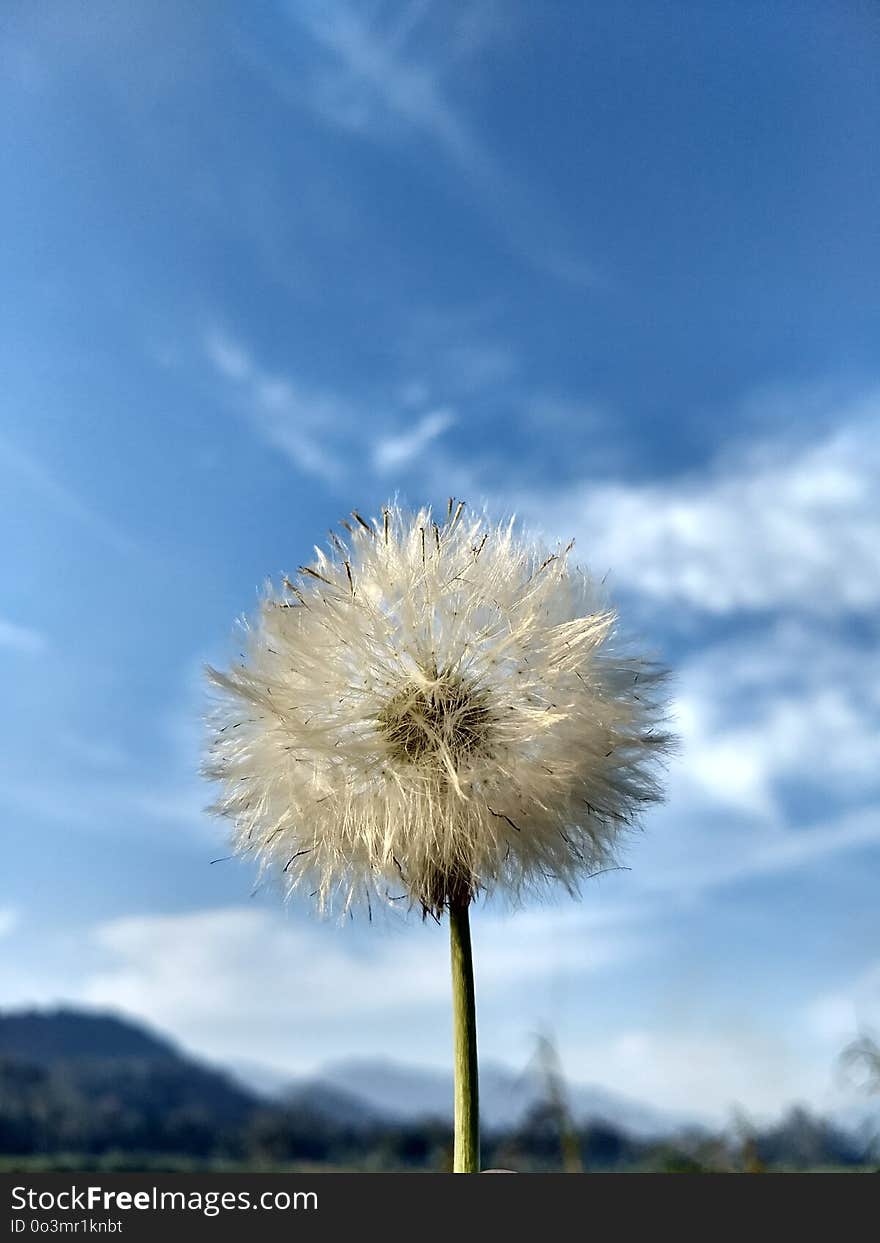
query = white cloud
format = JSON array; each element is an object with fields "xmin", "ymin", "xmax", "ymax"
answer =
[
  {"xmin": 372, "ymin": 408, "xmax": 455, "ymax": 471},
  {"xmin": 583, "ymin": 614, "xmax": 880, "ymax": 908},
  {"xmin": 529, "ymin": 393, "xmax": 880, "ymax": 615},
  {"xmin": 562, "ymin": 1025, "xmax": 819, "ymax": 1120},
  {"xmin": 0, "ymin": 618, "xmax": 47, "ymax": 655},
  {"xmin": 72, "ymin": 900, "xmax": 645, "ymax": 1074},
  {"xmin": 672, "ymin": 621, "xmax": 880, "ymax": 820}
]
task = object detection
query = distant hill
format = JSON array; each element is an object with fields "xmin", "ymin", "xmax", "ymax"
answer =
[
  {"xmin": 0, "ymin": 1007, "xmax": 260, "ymax": 1157},
  {"xmin": 0, "ymin": 1008, "xmax": 178, "ymax": 1064}
]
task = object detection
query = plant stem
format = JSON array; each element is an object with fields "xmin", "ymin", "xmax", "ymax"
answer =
[{"xmin": 449, "ymin": 896, "xmax": 480, "ymax": 1172}]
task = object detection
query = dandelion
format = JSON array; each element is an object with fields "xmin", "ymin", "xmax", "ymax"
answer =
[{"xmin": 204, "ymin": 500, "xmax": 673, "ymax": 1171}]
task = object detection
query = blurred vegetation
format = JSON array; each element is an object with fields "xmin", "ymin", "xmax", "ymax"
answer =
[
  {"xmin": 0, "ymin": 1055, "xmax": 875, "ymax": 1173},
  {"xmin": 841, "ymin": 1034, "xmax": 880, "ymax": 1095}
]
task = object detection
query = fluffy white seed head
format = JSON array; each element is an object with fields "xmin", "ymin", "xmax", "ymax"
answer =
[{"xmin": 204, "ymin": 501, "xmax": 673, "ymax": 917}]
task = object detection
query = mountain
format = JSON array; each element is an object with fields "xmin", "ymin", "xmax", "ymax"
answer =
[
  {"xmin": 0, "ymin": 1008, "xmax": 178, "ymax": 1063},
  {"xmin": 0, "ymin": 1007, "xmax": 260, "ymax": 1155},
  {"xmin": 266, "ymin": 1058, "xmax": 689, "ymax": 1137}
]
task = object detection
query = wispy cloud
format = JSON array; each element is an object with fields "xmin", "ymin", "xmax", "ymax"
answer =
[
  {"xmin": 289, "ymin": 0, "xmax": 481, "ymax": 164},
  {"xmin": 647, "ymin": 806, "xmax": 880, "ymax": 901},
  {"xmin": 204, "ymin": 326, "xmax": 460, "ymax": 484},
  {"xmin": 393, "ymin": 304, "xmax": 520, "ymax": 400},
  {"xmin": 267, "ymin": 2, "xmax": 600, "ymax": 287},
  {"xmin": 0, "ymin": 908, "xmax": 19, "ymax": 939},
  {"xmin": 204, "ymin": 328, "xmax": 348, "ymax": 484},
  {"xmin": 0, "ymin": 618, "xmax": 47, "ymax": 655},
  {"xmin": 203, "ymin": 330, "xmax": 252, "ymax": 382},
  {"xmin": 0, "ymin": 771, "xmax": 209, "ymax": 845},
  {"xmin": 372, "ymin": 408, "xmax": 455, "ymax": 471}
]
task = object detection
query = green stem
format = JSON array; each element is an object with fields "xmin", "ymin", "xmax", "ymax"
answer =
[{"xmin": 449, "ymin": 897, "xmax": 480, "ymax": 1173}]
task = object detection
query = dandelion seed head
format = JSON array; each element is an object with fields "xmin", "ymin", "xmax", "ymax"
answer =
[{"xmin": 204, "ymin": 501, "xmax": 673, "ymax": 916}]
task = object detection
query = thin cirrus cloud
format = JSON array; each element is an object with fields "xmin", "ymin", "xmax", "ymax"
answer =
[
  {"xmin": 372, "ymin": 408, "xmax": 456, "ymax": 471},
  {"xmin": 638, "ymin": 802, "xmax": 880, "ymax": 903},
  {"xmin": 203, "ymin": 327, "xmax": 458, "ymax": 482},
  {"xmin": 269, "ymin": 2, "xmax": 600, "ymax": 288},
  {"xmin": 526, "ymin": 391, "xmax": 880, "ymax": 616},
  {"xmin": 289, "ymin": 0, "xmax": 478, "ymax": 165},
  {"xmin": 204, "ymin": 328, "xmax": 348, "ymax": 484}
]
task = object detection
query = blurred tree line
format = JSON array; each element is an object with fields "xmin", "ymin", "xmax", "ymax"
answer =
[
  {"xmin": 0, "ymin": 1011, "xmax": 876, "ymax": 1172},
  {"xmin": 0, "ymin": 1055, "xmax": 874, "ymax": 1172}
]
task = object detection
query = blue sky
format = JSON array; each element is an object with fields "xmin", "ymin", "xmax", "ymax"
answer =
[{"xmin": 2, "ymin": 0, "xmax": 879, "ymax": 1122}]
